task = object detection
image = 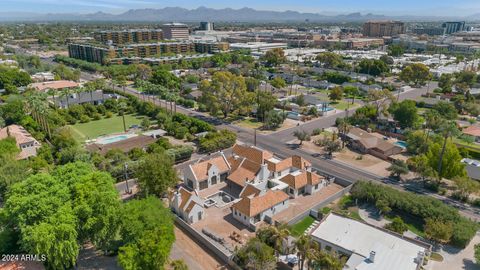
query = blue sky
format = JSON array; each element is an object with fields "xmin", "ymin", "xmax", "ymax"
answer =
[{"xmin": 2, "ymin": 0, "xmax": 480, "ymax": 16}]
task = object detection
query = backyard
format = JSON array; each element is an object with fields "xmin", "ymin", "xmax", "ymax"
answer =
[
  {"xmin": 290, "ymin": 215, "xmax": 316, "ymax": 236},
  {"xmin": 68, "ymin": 114, "xmax": 145, "ymax": 142}
]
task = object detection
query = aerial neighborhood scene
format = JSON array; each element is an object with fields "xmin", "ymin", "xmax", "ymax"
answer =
[{"xmin": 2, "ymin": 0, "xmax": 480, "ymax": 269}]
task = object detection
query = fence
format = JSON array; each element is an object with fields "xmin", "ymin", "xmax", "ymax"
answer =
[{"xmin": 283, "ymin": 181, "xmax": 353, "ymax": 226}]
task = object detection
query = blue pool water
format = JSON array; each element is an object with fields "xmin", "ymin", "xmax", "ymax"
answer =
[
  {"xmin": 320, "ymin": 107, "xmax": 334, "ymax": 112},
  {"xmin": 97, "ymin": 135, "xmax": 129, "ymax": 145},
  {"xmin": 395, "ymin": 141, "xmax": 407, "ymax": 148}
]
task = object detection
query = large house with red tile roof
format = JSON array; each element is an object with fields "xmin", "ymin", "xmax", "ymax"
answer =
[
  {"xmin": 0, "ymin": 124, "xmax": 41, "ymax": 160},
  {"xmin": 279, "ymin": 170, "xmax": 326, "ymax": 198},
  {"xmin": 169, "ymin": 187, "xmax": 205, "ymax": 224}
]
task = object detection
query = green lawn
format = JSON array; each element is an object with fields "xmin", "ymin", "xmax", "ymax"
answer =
[
  {"xmin": 330, "ymin": 101, "xmax": 359, "ymax": 111},
  {"xmin": 385, "ymin": 213, "xmax": 426, "ymax": 238},
  {"xmin": 69, "ymin": 114, "xmax": 145, "ymax": 142},
  {"xmin": 234, "ymin": 118, "xmax": 263, "ymax": 129},
  {"xmin": 290, "ymin": 216, "xmax": 316, "ymax": 237}
]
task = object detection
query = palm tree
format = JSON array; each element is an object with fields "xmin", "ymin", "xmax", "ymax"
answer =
[
  {"xmin": 60, "ymin": 87, "xmax": 72, "ymax": 108},
  {"xmin": 437, "ymin": 121, "xmax": 459, "ymax": 181},
  {"xmin": 311, "ymin": 250, "xmax": 343, "ymax": 270},
  {"xmin": 118, "ymin": 101, "xmax": 128, "ymax": 132},
  {"xmin": 84, "ymin": 81, "xmax": 96, "ymax": 104},
  {"xmin": 272, "ymin": 225, "xmax": 291, "ymax": 261},
  {"xmin": 47, "ymin": 89, "xmax": 57, "ymax": 109},
  {"xmin": 25, "ymin": 92, "xmax": 51, "ymax": 138},
  {"xmin": 296, "ymin": 234, "xmax": 318, "ymax": 270}
]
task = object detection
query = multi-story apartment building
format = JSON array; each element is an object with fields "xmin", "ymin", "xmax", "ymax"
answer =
[
  {"xmin": 199, "ymin": 22, "xmax": 214, "ymax": 31},
  {"xmin": 68, "ymin": 41, "xmax": 229, "ymax": 64},
  {"xmin": 442, "ymin": 21, "xmax": 466, "ymax": 35},
  {"xmin": 363, "ymin": 21, "xmax": 406, "ymax": 37},
  {"xmin": 93, "ymin": 29, "xmax": 164, "ymax": 44},
  {"xmin": 162, "ymin": 23, "xmax": 189, "ymax": 40}
]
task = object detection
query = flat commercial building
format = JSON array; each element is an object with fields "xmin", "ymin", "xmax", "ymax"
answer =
[
  {"xmin": 311, "ymin": 213, "xmax": 431, "ymax": 270},
  {"xmin": 363, "ymin": 21, "xmax": 406, "ymax": 37},
  {"xmin": 93, "ymin": 29, "xmax": 163, "ymax": 44},
  {"xmin": 230, "ymin": 42, "xmax": 288, "ymax": 52},
  {"xmin": 162, "ymin": 23, "xmax": 189, "ymax": 40}
]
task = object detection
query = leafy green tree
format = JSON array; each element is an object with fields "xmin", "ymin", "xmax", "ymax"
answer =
[
  {"xmin": 150, "ymin": 68, "xmax": 180, "ymax": 90},
  {"xmin": 343, "ymin": 85, "xmax": 359, "ymax": 104},
  {"xmin": 256, "ymin": 91, "xmax": 277, "ymax": 122},
  {"xmin": 424, "ymin": 218, "xmax": 453, "ymax": 246},
  {"xmin": 432, "ymin": 122, "xmax": 463, "ymax": 180},
  {"xmin": 375, "ymin": 199, "xmax": 391, "ymax": 216},
  {"xmin": 264, "ymin": 110, "xmax": 285, "ymax": 130},
  {"xmin": 4, "ymin": 174, "xmax": 79, "ymax": 270},
  {"xmin": 198, "ymin": 130, "xmax": 237, "ymax": 153},
  {"xmin": 387, "ymin": 160, "xmax": 409, "ymax": 180},
  {"xmin": 367, "ymin": 89, "xmax": 396, "ymax": 118},
  {"xmin": 200, "ymin": 71, "xmax": 254, "ymax": 118},
  {"xmin": 234, "ymin": 238, "xmax": 276, "ymax": 270},
  {"xmin": 357, "ymin": 59, "xmax": 389, "ymax": 76},
  {"xmin": 387, "ymin": 44, "xmax": 405, "ymax": 57},
  {"xmin": 400, "ymin": 63, "xmax": 431, "ymax": 86},
  {"xmin": 452, "ymin": 176, "xmax": 480, "ymax": 201},
  {"xmin": 135, "ymin": 152, "xmax": 178, "ymax": 197},
  {"xmin": 270, "ymin": 77, "xmax": 287, "ymax": 89},
  {"xmin": 329, "ymin": 86, "xmax": 344, "ymax": 102},
  {"xmin": 293, "ymin": 130, "xmax": 311, "ymax": 145},
  {"xmin": 170, "ymin": 260, "xmax": 189, "ymax": 270},
  {"xmin": 385, "ymin": 216, "xmax": 408, "ymax": 234},
  {"xmin": 316, "ymin": 52, "xmax": 344, "ymax": 69},
  {"xmin": 438, "ymin": 73, "xmax": 454, "ymax": 93},
  {"xmin": 389, "ymin": 100, "xmax": 420, "ymax": 129},
  {"xmin": 324, "ymin": 140, "xmax": 341, "ymax": 156},
  {"xmin": 263, "ymin": 48, "xmax": 286, "ymax": 67},
  {"xmin": 118, "ymin": 197, "xmax": 175, "ymax": 270},
  {"xmin": 433, "ymin": 101, "xmax": 458, "ymax": 120}
]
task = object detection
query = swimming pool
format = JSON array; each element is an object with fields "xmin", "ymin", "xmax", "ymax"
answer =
[
  {"xmin": 394, "ymin": 141, "xmax": 407, "ymax": 148},
  {"xmin": 96, "ymin": 134, "xmax": 135, "ymax": 145}
]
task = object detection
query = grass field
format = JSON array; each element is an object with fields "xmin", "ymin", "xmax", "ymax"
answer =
[
  {"xmin": 69, "ymin": 114, "xmax": 145, "ymax": 142},
  {"xmin": 234, "ymin": 118, "xmax": 263, "ymax": 129},
  {"xmin": 290, "ymin": 216, "xmax": 316, "ymax": 237}
]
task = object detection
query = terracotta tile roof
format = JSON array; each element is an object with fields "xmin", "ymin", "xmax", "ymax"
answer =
[
  {"xmin": 0, "ymin": 124, "xmax": 41, "ymax": 159},
  {"xmin": 184, "ymin": 200, "xmax": 197, "ymax": 214},
  {"xmin": 189, "ymin": 154, "xmax": 230, "ymax": 181},
  {"xmin": 227, "ymin": 159, "xmax": 261, "ymax": 187},
  {"xmin": 232, "ymin": 144, "xmax": 273, "ymax": 164},
  {"xmin": 178, "ymin": 188, "xmax": 193, "ymax": 210},
  {"xmin": 232, "ymin": 190, "xmax": 289, "ymax": 217},
  {"xmin": 280, "ymin": 171, "xmax": 323, "ymax": 189},
  {"xmin": 347, "ymin": 127, "xmax": 401, "ymax": 153},
  {"xmin": 463, "ymin": 125, "xmax": 480, "ymax": 137},
  {"xmin": 239, "ymin": 184, "xmax": 261, "ymax": 198},
  {"xmin": 266, "ymin": 155, "xmax": 312, "ymax": 172},
  {"xmin": 30, "ymin": 80, "xmax": 79, "ymax": 91}
]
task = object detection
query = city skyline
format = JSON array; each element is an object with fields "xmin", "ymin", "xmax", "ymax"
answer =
[{"xmin": 1, "ymin": 0, "xmax": 480, "ymax": 17}]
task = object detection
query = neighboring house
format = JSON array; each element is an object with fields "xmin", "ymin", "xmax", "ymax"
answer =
[
  {"xmin": 183, "ymin": 152, "xmax": 231, "ymax": 191},
  {"xmin": 30, "ymin": 80, "xmax": 79, "ymax": 92},
  {"xmin": 461, "ymin": 158, "xmax": 480, "ymax": 180},
  {"xmin": 310, "ymin": 213, "xmax": 431, "ymax": 270},
  {"xmin": 52, "ymin": 90, "xmax": 115, "ymax": 109},
  {"xmin": 462, "ymin": 125, "xmax": 480, "ymax": 142},
  {"xmin": 31, "ymin": 72, "xmax": 55, "ymax": 82},
  {"xmin": 344, "ymin": 127, "xmax": 403, "ymax": 160},
  {"xmin": 231, "ymin": 189, "xmax": 289, "ymax": 228},
  {"xmin": 185, "ymin": 90, "xmax": 202, "ymax": 101},
  {"xmin": 169, "ymin": 187, "xmax": 205, "ymax": 224},
  {"xmin": 0, "ymin": 124, "xmax": 41, "ymax": 160},
  {"xmin": 279, "ymin": 170, "xmax": 326, "ymax": 198}
]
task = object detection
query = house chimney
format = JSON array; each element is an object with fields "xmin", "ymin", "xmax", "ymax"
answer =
[{"xmin": 369, "ymin": 251, "xmax": 376, "ymax": 263}]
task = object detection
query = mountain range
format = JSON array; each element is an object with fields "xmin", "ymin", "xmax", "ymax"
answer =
[{"xmin": 0, "ymin": 7, "xmax": 478, "ymax": 22}]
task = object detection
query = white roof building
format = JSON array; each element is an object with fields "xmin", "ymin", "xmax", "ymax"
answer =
[{"xmin": 310, "ymin": 213, "xmax": 431, "ymax": 270}]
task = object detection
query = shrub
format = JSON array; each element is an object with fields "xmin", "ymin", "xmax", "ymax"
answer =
[
  {"xmin": 80, "ymin": 115, "xmax": 90, "ymax": 123},
  {"xmin": 198, "ymin": 130, "xmax": 237, "ymax": 153},
  {"xmin": 105, "ymin": 111, "xmax": 113, "ymax": 118},
  {"xmin": 93, "ymin": 113, "xmax": 102, "ymax": 121},
  {"xmin": 350, "ymin": 181, "xmax": 478, "ymax": 248}
]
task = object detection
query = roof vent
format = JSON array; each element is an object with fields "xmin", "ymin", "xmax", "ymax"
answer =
[{"xmin": 369, "ymin": 251, "xmax": 376, "ymax": 263}]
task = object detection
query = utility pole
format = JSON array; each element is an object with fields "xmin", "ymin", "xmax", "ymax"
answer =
[
  {"xmin": 254, "ymin": 128, "xmax": 257, "ymax": 146},
  {"xmin": 124, "ymin": 163, "xmax": 130, "ymax": 194}
]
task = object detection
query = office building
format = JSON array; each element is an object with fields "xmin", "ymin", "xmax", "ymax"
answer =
[
  {"xmin": 162, "ymin": 23, "xmax": 189, "ymax": 40},
  {"xmin": 93, "ymin": 29, "xmax": 163, "ymax": 44},
  {"xmin": 443, "ymin": 21, "xmax": 466, "ymax": 35},
  {"xmin": 199, "ymin": 22, "xmax": 214, "ymax": 31},
  {"xmin": 412, "ymin": 28, "xmax": 445, "ymax": 36},
  {"xmin": 363, "ymin": 21, "xmax": 406, "ymax": 37}
]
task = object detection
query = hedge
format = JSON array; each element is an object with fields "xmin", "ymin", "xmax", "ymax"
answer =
[{"xmin": 350, "ymin": 181, "xmax": 478, "ymax": 248}]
